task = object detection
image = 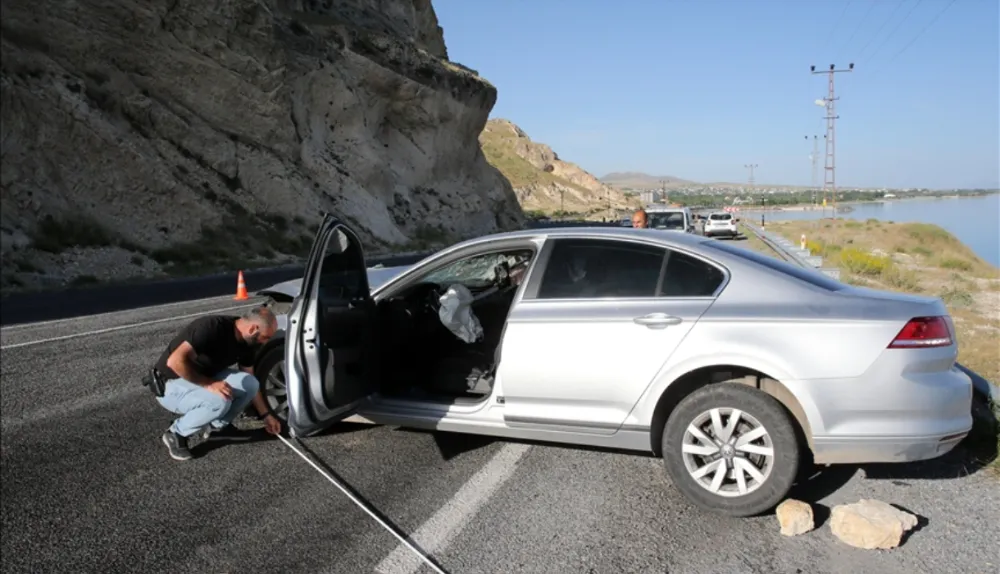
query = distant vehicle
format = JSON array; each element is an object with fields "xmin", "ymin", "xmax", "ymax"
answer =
[
  {"xmin": 704, "ymin": 212, "xmax": 739, "ymax": 238},
  {"xmin": 619, "ymin": 216, "xmax": 633, "ymax": 227},
  {"xmin": 644, "ymin": 206, "xmax": 695, "ymax": 233},
  {"xmin": 253, "ymin": 216, "xmax": 973, "ymax": 517}
]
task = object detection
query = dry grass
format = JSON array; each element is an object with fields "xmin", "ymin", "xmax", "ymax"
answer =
[{"xmin": 479, "ymin": 129, "xmax": 591, "ymax": 200}]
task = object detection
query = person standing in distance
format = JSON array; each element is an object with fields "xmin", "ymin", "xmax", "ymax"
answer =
[
  {"xmin": 153, "ymin": 306, "xmax": 281, "ymax": 461},
  {"xmin": 631, "ymin": 209, "xmax": 648, "ymax": 229}
]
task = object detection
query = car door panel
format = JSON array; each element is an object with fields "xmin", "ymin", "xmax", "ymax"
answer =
[
  {"xmin": 285, "ymin": 214, "xmax": 376, "ymax": 437},
  {"xmin": 497, "ymin": 236, "xmax": 726, "ymax": 434},
  {"xmin": 498, "ymin": 298, "xmax": 713, "ymax": 433}
]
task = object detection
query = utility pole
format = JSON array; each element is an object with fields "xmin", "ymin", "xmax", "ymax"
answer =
[
  {"xmin": 805, "ymin": 135, "xmax": 819, "ymax": 208},
  {"xmin": 745, "ymin": 163, "xmax": 759, "ymax": 223},
  {"xmin": 811, "ymin": 63, "xmax": 853, "ymax": 219}
]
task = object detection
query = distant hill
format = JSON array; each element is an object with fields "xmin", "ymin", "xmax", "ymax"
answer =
[
  {"xmin": 601, "ymin": 172, "xmax": 694, "ymax": 189},
  {"xmin": 479, "ymin": 119, "xmax": 640, "ymax": 216}
]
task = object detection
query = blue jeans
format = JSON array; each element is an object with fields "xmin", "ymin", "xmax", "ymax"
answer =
[{"xmin": 156, "ymin": 369, "xmax": 260, "ymax": 437}]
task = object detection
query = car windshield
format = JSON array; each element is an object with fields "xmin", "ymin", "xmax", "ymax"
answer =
[
  {"xmin": 647, "ymin": 212, "xmax": 686, "ymax": 230},
  {"xmin": 423, "ymin": 251, "xmax": 532, "ymax": 288},
  {"xmin": 709, "ymin": 213, "xmax": 732, "ymax": 221}
]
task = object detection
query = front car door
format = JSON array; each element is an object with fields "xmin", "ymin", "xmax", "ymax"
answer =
[
  {"xmin": 497, "ymin": 236, "xmax": 728, "ymax": 433},
  {"xmin": 284, "ymin": 214, "xmax": 375, "ymax": 437}
]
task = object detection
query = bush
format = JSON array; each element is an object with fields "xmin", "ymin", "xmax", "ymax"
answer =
[
  {"xmin": 940, "ymin": 287, "xmax": 974, "ymax": 308},
  {"xmin": 939, "ymin": 257, "xmax": 972, "ymax": 271},
  {"xmin": 837, "ymin": 248, "xmax": 891, "ymax": 277}
]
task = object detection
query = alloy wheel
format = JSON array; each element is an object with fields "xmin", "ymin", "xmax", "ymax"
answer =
[
  {"xmin": 263, "ymin": 359, "xmax": 289, "ymax": 419},
  {"xmin": 681, "ymin": 407, "xmax": 774, "ymax": 497}
]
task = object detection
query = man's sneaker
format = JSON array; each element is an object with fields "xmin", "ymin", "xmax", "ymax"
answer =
[
  {"xmin": 201, "ymin": 423, "xmax": 253, "ymax": 442},
  {"xmin": 161, "ymin": 429, "xmax": 193, "ymax": 461}
]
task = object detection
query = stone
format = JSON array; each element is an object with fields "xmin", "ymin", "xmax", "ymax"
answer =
[
  {"xmin": 829, "ymin": 499, "xmax": 919, "ymax": 550},
  {"xmin": 776, "ymin": 499, "xmax": 815, "ymax": 536}
]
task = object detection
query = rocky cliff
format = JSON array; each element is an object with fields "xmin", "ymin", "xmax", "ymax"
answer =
[
  {"xmin": 479, "ymin": 119, "xmax": 638, "ymax": 217},
  {"xmin": 0, "ymin": 0, "xmax": 524, "ymax": 292}
]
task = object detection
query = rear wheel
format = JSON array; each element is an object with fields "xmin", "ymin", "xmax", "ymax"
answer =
[{"xmin": 662, "ymin": 384, "xmax": 800, "ymax": 517}]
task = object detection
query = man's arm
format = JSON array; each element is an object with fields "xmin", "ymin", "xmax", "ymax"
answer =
[{"xmin": 165, "ymin": 341, "xmax": 217, "ymax": 386}]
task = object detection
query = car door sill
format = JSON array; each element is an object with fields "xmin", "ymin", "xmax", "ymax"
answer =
[{"xmin": 503, "ymin": 415, "xmax": 622, "ymax": 436}]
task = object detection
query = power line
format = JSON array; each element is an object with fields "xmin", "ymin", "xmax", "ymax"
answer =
[
  {"xmin": 854, "ymin": 0, "xmax": 907, "ymax": 61},
  {"xmin": 819, "ymin": 0, "xmax": 853, "ymax": 57},
  {"xmin": 865, "ymin": 0, "xmax": 925, "ymax": 64},
  {"xmin": 871, "ymin": 0, "xmax": 958, "ymax": 73},
  {"xmin": 838, "ymin": 0, "xmax": 877, "ymax": 60}
]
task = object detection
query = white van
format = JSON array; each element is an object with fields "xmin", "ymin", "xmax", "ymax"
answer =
[{"xmin": 644, "ymin": 206, "xmax": 694, "ymax": 233}]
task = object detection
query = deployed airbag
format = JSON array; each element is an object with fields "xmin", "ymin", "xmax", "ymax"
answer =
[{"xmin": 438, "ymin": 284, "xmax": 483, "ymax": 343}]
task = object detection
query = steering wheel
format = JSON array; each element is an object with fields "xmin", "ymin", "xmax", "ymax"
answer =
[{"xmin": 422, "ymin": 283, "xmax": 444, "ymax": 314}]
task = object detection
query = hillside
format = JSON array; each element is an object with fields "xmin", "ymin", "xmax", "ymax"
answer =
[
  {"xmin": 479, "ymin": 119, "xmax": 639, "ymax": 216},
  {"xmin": 0, "ymin": 0, "xmax": 524, "ymax": 293},
  {"xmin": 601, "ymin": 172, "xmax": 694, "ymax": 189}
]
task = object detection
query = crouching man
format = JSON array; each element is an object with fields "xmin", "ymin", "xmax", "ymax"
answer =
[{"xmin": 153, "ymin": 306, "xmax": 282, "ymax": 461}]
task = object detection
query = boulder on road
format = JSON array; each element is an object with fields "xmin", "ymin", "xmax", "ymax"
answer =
[
  {"xmin": 776, "ymin": 499, "xmax": 815, "ymax": 536},
  {"xmin": 830, "ymin": 499, "xmax": 919, "ymax": 550}
]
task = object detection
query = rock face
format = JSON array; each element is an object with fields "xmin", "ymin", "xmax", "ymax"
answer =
[
  {"xmin": 775, "ymin": 499, "xmax": 815, "ymax": 537},
  {"xmin": 0, "ymin": 0, "xmax": 524, "ymax": 292},
  {"xmin": 830, "ymin": 499, "xmax": 919, "ymax": 550},
  {"xmin": 479, "ymin": 119, "xmax": 638, "ymax": 217}
]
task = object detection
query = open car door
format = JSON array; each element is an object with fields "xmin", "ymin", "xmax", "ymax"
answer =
[{"xmin": 284, "ymin": 214, "xmax": 376, "ymax": 437}]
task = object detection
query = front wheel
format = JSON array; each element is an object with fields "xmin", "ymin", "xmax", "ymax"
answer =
[
  {"xmin": 662, "ymin": 384, "xmax": 800, "ymax": 517},
  {"xmin": 254, "ymin": 344, "xmax": 289, "ymax": 422}
]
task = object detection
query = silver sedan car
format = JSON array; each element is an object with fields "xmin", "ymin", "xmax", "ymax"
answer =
[{"xmin": 253, "ymin": 214, "xmax": 973, "ymax": 517}]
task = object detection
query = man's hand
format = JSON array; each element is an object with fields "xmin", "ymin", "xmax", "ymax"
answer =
[
  {"xmin": 262, "ymin": 414, "xmax": 282, "ymax": 435},
  {"xmin": 205, "ymin": 381, "xmax": 233, "ymax": 400}
]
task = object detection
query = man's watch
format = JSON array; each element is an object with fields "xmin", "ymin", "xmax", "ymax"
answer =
[{"xmin": 257, "ymin": 412, "xmax": 272, "ymax": 420}]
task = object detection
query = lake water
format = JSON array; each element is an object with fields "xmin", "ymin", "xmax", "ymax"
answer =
[{"xmin": 757, "ymin": 194, "xmax": 1000, "ymax": 267}]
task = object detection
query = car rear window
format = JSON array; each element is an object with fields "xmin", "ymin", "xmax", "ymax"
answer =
[
  {"xmin": 702, "ymin": 240, "xmax": 846, "ymax": 291},
  {"xmin": 709, "ymin": 213, "xmax": 732, "ymax": 221}
]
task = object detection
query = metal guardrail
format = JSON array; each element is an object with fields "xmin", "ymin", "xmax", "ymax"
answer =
[
  {"xmin": 742, "ymin": 222, "xmax": 840, "ymax": 281},
  {"xmin": 740, "ymin": 222, "xmax": 997, "ymax": 405}
]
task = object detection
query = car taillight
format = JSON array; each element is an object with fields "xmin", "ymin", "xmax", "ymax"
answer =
[{"xmin": 888, "ymin": 316, "xmax": 952, "ymax": 348}]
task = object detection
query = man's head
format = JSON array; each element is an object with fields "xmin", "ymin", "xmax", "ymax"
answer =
[
  {"xmin": 632, "ymin": 209, "xmax": 648, "ymax": 228},
  {"xmin": 238, "ymin": 306, "xmax": 278, "ymax": 346}
]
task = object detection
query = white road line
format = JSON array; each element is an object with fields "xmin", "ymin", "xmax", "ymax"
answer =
[
  {"xmin": 0, "ymin": 303, "xmax": 259, "ymax": 350},
  {"xmin": 0, "ymin": 294, "xmax": 252, "ymax": 332},
  {"xmin": 375, "ymin": 443, "xmax": 532, "ymax": 574}
]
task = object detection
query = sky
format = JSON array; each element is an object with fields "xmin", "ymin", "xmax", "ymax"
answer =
[{"xmin": 433, "ymin": 0, "xmax": 1000, "ymax": 190}]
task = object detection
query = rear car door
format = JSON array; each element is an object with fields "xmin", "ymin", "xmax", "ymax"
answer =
[
  {"xmin": 498, "ymin": 237, "xmax": 727, "ymax": 433},
  {"xmin": 284, "ymin": 214, "xmax": 376, "ymax": 437}
]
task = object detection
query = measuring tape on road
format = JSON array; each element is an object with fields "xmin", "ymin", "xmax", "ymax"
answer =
[{"xmin": 276, "ymin": 433, "xmax": 449, "ymax": 574}]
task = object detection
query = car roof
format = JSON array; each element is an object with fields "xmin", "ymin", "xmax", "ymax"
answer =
[
  {"xmin": 450, "ymin": 226, "xmax": 711, "ymax": 252},
  {"xmin": 644, "ymin": 205, "xmax": 689, "ymax": 212}
]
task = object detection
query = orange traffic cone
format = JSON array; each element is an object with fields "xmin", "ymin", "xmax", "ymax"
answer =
[{"xmin": 234, "ymin": 270, "xmax": 249, "ymax": 300}]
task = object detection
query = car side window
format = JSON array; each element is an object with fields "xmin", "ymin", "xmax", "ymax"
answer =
[
  {"xmin": 537, "ymin": 239, "xmax": 666, "ymax": 299},
  {"xmin": 659, "ymin": 250, "xmax": 725, "ymax": 297}
]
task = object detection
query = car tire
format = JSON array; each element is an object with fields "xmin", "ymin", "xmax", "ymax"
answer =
[
  {"xmin": 662, "ymin": 383, "xmax": 800, "ymax": 517},
  {"xmin": 253, "ymin": 344, "xmax": 289, "ymax": 422}
]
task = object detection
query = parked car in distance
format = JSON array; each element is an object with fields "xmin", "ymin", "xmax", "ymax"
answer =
[
  {"xmin": 644, "ymin": 206, "xmax": 696, "ymax": 233},
  {"xmin": 253, "ymin": 216, "xmax": 973, "ymax": 517},
  {"xmin": 704, "ymin": 212, "xmax": 739, "ymax": 238}
]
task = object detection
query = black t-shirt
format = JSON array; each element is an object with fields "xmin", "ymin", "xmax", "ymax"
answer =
[{"xmin": 154, "ymin": 315, "xmax": 258, "ymax": 381}]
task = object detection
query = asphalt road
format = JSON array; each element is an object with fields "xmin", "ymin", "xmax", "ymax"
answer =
[{"xmin": 3, "ymin": 298, "xmax": 999, "ymax": 573}]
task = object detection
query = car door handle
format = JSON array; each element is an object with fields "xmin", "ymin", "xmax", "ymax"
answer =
[{"xmin": 633, "ymin": 313, "xmax": 682, "ymax": 328}]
